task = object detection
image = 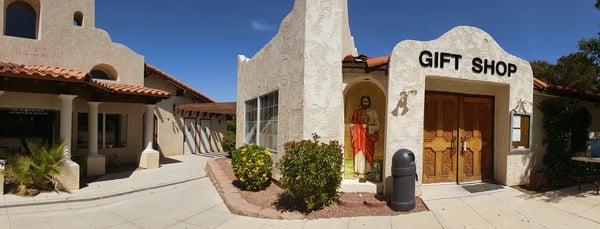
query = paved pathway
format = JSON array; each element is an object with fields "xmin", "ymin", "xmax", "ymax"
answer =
[
  {"xmin": 1, "ymin": 155, "xmax": 600, "ymax": 228},
  {"xmin": 0, "ymin": 155, "xmax": 206, "ymax": 208}
]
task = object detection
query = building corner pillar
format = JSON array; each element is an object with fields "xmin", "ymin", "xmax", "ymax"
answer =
[
  {"xmin": 139, "ymin": 104, "xmax": 159, "ymax": 169},
  {"xmin": 87, "ymin": 102, "xmax": 105, "ymax": 176},
  {"xmin": 57, "ymin": 94, "xmax": 80, "ymax": 191}
]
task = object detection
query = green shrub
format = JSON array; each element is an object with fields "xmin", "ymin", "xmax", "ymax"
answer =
[
  {"xmin": 231, "ymin": 144, "xmax": 272, "ymax": 191},
  {"xmin": 2, "ymin": 140, "xmax": 66, "ymax": 195},
  {"xmin": 540, "ymin": 98, "xmax": 592, "ymax": 186},
  {"xmin": 222, "ymin": 120, "xmax": 236, "ymax": 157},
  {"xmin": 279, "ymin": 134, "xmax": 343, "ymax": 211}
]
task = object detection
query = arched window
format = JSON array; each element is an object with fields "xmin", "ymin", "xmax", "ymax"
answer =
[
  {"xmin": 5, "ymin": 1, "xmax": 37, "ymax": 39},
  {"xmin": 90, "ymin": 64, "xmax": 118, "ymax": 80},
  {"xmin": 73, "ymin": 11, "xmax": 83, "ymax": 26},
  {"xmin": 90, "ymin": 70, "xmax": 110, "ymax": 80}
]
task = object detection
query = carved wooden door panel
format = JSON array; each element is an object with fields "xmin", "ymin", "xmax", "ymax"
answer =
[
  {"xmin": 458, "ymin": 97, "xmax": 494, "ymax": 183},
  {"xmin": 423, "ymin": 94, "xmax": 458, "ymax": 184}
]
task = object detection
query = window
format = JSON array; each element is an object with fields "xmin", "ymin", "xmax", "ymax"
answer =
[
  {"xmin": 244, "ymin": 99, "xmax": 258, "ymax": 144},
  {"xmin": 90, "ymin": 64, "xmax": 118, "ymax": 80},
  {"xmin": 90, "ymin": 70, "xmax": 110, "ymax": 80},
  {"xmin": 73, "ymin": 11, "xmax": 83, "ymax": 26},
  {"xmin": 5, "ymin": 1, "xmax": 37, "ymax": 39},
  {"xmin": 244, "ymin": 90, "xmax": 279, "ymax": 152},
  {"xmin": 511, "ymin": 113, "xmax": 531, "ymax": 149},
  {"xmin": 259, "ymin": 91, "xmax": 278, "ymax": 151},
  {"xmin": 104, "ymin": 114, "xmax": 127, "ymax": 148},
  {"xmin": 77, "ymin": 113, "xmax": 128, "ymax": 150}
]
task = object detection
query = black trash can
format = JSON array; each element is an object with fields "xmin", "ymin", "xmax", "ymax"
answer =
[{"xmin": 390, "ymin": 149, "xmax": 416, "ymax": 211}]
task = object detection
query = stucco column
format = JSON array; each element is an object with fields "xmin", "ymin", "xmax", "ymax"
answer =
[
  {"xmin": 0, "ymin": 90, "xmax": 3, "ymax": 191},
  {"xmin": 56, "ymin": 94, "xmax": 80, "ymax": 191},
  {"xmin": 139, "ymin": 104, "xmax": 159, "ymax": 169},
  {"xmin": 87, "ymin": 102, "xmax": 105, "ymax": 176}
]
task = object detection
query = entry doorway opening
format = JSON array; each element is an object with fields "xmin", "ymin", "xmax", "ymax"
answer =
[{"xmin": 422, "ymin": 91, "xmax": 495, "ymax": 184}]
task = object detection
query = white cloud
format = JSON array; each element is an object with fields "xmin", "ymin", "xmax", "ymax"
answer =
[{"xmin": 250, "ymin": 20, "xmax": 274, "ymax": 32}]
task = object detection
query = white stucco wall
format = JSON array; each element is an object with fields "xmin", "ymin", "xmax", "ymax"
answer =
[
  {"xmin": 145, "ymin": 75, "xmax": 196, "ymax": 156},
  {"xmin": 0, "ymin": 0, "xmax": 144, "ymax": 86},
  {"xmin": 386, "ymin": 26, "xmax": 534, "ymax": 195},
  {"xmin": 145, "ymin": 74, "xmax": 228, "ymax": 156},
  {"xmin": 237, "ymin": 0, "xmax": 355, "ymax": 168}
]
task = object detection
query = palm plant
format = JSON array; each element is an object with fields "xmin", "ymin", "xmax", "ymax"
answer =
[{"xmin": 3, "ymin": 140, "xmax": 66, "ymax": 195}]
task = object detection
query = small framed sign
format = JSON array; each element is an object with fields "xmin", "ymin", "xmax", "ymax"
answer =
[{"xmin": 511, "ymin": 111, "xmax": 532, "ymax": 150}]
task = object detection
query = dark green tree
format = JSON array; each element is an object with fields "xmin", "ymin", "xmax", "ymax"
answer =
[
  {"xmin": 530, "ymin": 60, "xmax": 556, "ymax": 83},
  {"xmin": 554, "ymin": 52, "xmax": 599, "ymax": 91},
  {"xmin": 531, "ymin": 0, "xmax": 600, "ymax": 92},
  {"xmin": 530, "ymin": 53, "xmax": 599, "ymax": 91}
]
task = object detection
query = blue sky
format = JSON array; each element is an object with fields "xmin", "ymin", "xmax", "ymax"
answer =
[{"xmin": 97, "ymin": 0, "xmax": 600, "ymax": 102}]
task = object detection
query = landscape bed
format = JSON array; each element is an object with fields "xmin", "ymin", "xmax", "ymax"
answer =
[{"xmin": 210, "ymin": 157, "xmax": 427, "ymax": 219}]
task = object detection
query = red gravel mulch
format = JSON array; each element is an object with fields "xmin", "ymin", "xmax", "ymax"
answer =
[{"xmin": 214, "ymin": 157, "xmax": 428, "ymax": 219}]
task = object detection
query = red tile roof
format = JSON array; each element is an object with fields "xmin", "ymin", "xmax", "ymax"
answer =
[
  {"xmin": 0, "ymin": 62, "xmax": 87, "ymax": 81},
  {"xmin": 343, "ymin": 55, "xmax": 390, "ymax": 68},
  {"xmin": 533, "ymin": 77, "xmax": 600, "ymax": 102},
  {"xmin": 91, "ymin": 80, "xmax": 170, "ymax": 98},
  {"xmin": 0, "ymin": 61, "xmax": 170, "ymax": 99},
  {"xmin": 145, "ymin": 64, "xmax": 215, "ymax": 103}
]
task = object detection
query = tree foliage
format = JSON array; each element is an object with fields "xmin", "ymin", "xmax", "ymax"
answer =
[
  {"xmin": 530, "ymin": 1, "xmax": 600, "ymax": 92},
  {"xmin": 540, "ymin": 98, "xmax": 591, "ymax": 186},
  {"xmin": 531, "ymin": 53, "xmax": 600, "ymax": 92}
]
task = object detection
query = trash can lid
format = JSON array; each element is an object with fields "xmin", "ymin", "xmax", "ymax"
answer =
[{"xmin": 392, "ymin": 149, "xmax": 415, "ymax": 168}]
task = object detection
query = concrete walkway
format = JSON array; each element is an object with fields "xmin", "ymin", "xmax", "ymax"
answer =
[
  {"xmin": 0, "ymin": 155, "xmax": 209, "ymax": 208},
  {"xmin": 0, "ymin": 155, "xmax": 599, "ymax": 228}
]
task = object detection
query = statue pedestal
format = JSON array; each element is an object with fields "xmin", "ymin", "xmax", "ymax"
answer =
[{"xmin": 340, "ymin": 179, "xmax": 381, "ymax": 193}]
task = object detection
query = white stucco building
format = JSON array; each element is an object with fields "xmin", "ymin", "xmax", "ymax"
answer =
[
  {"xmin": 0, "ymin": 0, "xmax": 232, "ymax": 192},
  {"xmin": 237, "ymin": 0, "xmax": 600, "ymax": 196}
]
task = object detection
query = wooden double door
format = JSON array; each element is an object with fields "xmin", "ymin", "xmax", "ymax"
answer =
[{"xmin": 423, "ymin": 92, "xmax": 494, "ymax": 184}]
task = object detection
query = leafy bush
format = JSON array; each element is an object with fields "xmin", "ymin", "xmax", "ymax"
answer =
[
  {"xmin": 540, "ymin": 98, "xmax": 592, "ymax": 185},
  {"xmin": 231, "ymin": 144, "xmax": 272, "ymax": 191},
  {"xmin": 222, "ymin": 120, "xmax": 236, "ymax": 157},
  {"xmin": 279, "ymin": 134, "xmax": 343, "ymax": 211},
  {"xmin": 2, "ymin": 141, "xmax": 66, "ymax": 195}
]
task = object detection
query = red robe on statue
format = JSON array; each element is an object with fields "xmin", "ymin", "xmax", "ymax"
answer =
[{"xmin": 350, "ymin": 108, "xmax": 378, "ymax": 166}]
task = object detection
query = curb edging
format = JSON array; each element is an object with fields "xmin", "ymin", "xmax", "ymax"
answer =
[{"xmin": 205, "ymin": 159, "xmax": 305, "ymax": 220}]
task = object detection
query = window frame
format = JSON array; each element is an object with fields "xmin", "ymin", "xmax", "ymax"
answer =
[
  {"xmin": 77, "ymin": 112, "xmax": 128, "ymax": 150},
  {"xmin": 243, "ymin": 98, "xmax": 258, "ymax": 145},
  {"xmin": 73, "ymin": 11, "xmax": 83, "ymax": 27},
  {"xmin": 510, "ymin": 111, "xmax": 532, "ymax": 151},
  {"xmin": 258, "ymin": 90, "xmax": 278, "ymax": 152},
  {"xmin": 4, "ymin": 0, "xmax": 39, "ymax": 40},
  {"xmin": 243, "ymin": 90, "xmax": 279, "ymax": 153}
]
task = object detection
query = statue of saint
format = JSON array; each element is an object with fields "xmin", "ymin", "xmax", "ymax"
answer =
[{"xmin": 349, "ymin": 96, "xmax": 380, "ymax": 181}]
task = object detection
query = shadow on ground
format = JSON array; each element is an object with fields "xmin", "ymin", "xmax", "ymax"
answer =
[{"xmin": 516, "ymin": 183, "xmax": 598, "ymax": 203}]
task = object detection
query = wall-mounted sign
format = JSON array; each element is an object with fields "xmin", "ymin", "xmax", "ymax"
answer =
[
  {"xmin": 8, "ymin": 108, "xmax": 49, "ymax": 116},
  {"xmin": 419, "ymin": 50, "xmax": 517, "ymax": 77}
]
